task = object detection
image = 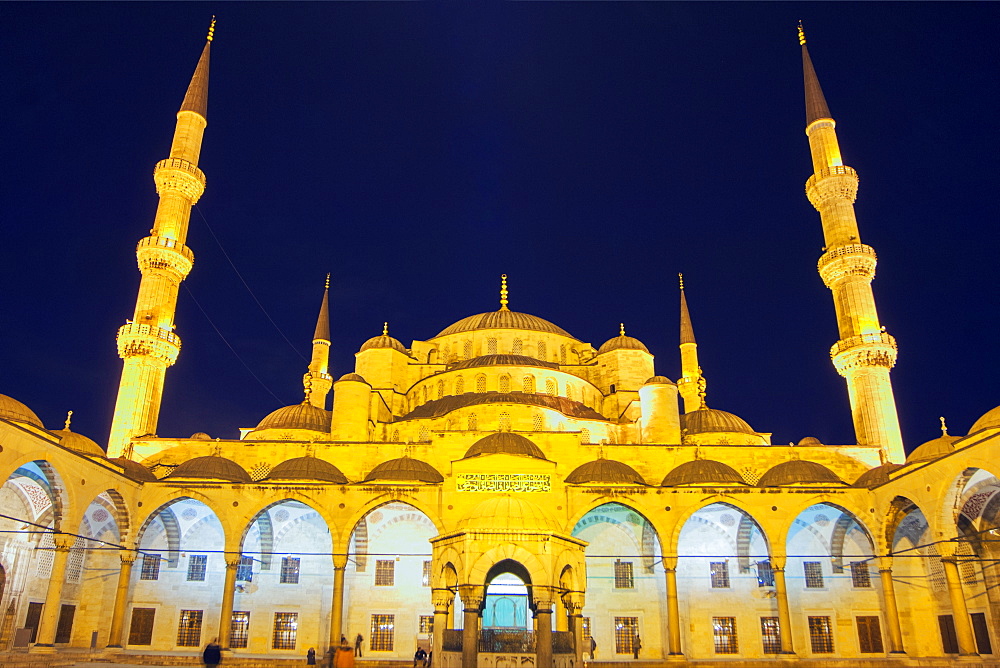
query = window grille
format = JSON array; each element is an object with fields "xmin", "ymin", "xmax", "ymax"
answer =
[
  {"xmin": 710, "ymin": 562, "xmax": 730, "ymax": 588},
  {"xmin": 237, "ymin": 556, "xmax": 253, "ymax": 582},
  {"xmin": 128, "ymin": 608, "xmax": 155, "ymax": 645},
  {"xmin": 499, "ymin": 375, "xmax": 510, "ymax": 393},
  {"xmin": 803, "ymin": 561, "xmax": 824, "ymax": 588},
  {"xmin": 613, "ymin": 617, "xmax": 638, "ymax": 654},
  {"xmin": 437, "ymin": 380, "xmax": 444, "ymax": 399},
  {"xmin": 713, "ymin": 617, "xmax": 738, "ymax": 654},
  {"xmin": 280, "ymin": 557, "xmax": 300, "ymax": 584},
  {"xmin": 582, "ymin": 617, "xmax": 591, "ymax": 643},
  {"xmin": 487, "ymin": 338, "xmax": 498, "ymax": 355},
  {"xmin": 140, "ymin": 554, "xmax": 161, "ymax": 580},
  {"xmin": 419, "ymin": 615, "xmax": 434, "ymax": 634},
  {"xmin": 533, "ymin": 415, "xmax": 543, "ymax": 431},
  {"xmin": 560, "ymin": 345, "xmax": 567, "ymax": 363},
  {"xmin": 499, "ymin": 412, "xmax": 511, "ymax": 431},
  {"xmin": 422, "ymin": 560, "xmax": 432, "ymax": 586},
  {"xmin": 756, "ymin": 560, "xmax": 774, "ymax": 587},
  {"xmin": 272, "ymin": 612, "xmax": 298, "ymax": 649},
  {"xmin": 580, "ymin": 428, "xmax": 590, "ymax": 443},
  {"xmin": 455, "ymin": 377, "xmax": 464, "ymax": 394},
  {"xmin": 419, "ymin": 427, "xmax": 430, "ymax": 441},
  {"xmin": 807, "ymin": 616, "xmax": 834, "ymax": 653},
  {"xmin": 423, "ymin": 386, "xmax": 429, "ymax": 403},
  {"xmin": 512, "ymin": 338, "xmax": 522, "ymax": 354},
  {"xmin": 476, "ymin": 375, "xmax": 486, "ymax": 393},
  {"xmin": 850, "ymin": 561, "xmax": 871, "ymax": 588},
  {"xmin": 463, "ymin": 341, "xmax": 472, "ymax": 359},
  {"xmin": 545, "ymin": 379, "xmax": 556, "ymax": 394},
  {"xmin": 760, "ymin": 617, "xmax": 781, "ymax": 654},
  {"xmin": 565, "ymin": 385, "xmax": 573, "ymax": 401},
  {"xmin": 371, "ymin": 614, "xmax": 395, "ymax": 651},
  {"xmin": 66, "ymin": 542, "xmax": 86, "ymax": 583},
  {"xmin": 614, "ymin": 561, "xmax": 634, "ymax": 589},
  {"xmin": 176, "ymin": 609, "xmax": 203, "ymax": 647},
  {"xmin": 537, "ymin": 341, "xmax": 546, "ymax": 359},
  {"xmin": 468, "ymin": 414, "xmax": 478, "ymax": 430},
  {"xmin": 230, "ymin": 612, "xmax": 250, "ymax": 649},
  {"xmin": 856, "ymin": 616, "xmax": 883, "ymax": 653},
  {"xmin": 375, "ymin": 559, "xmax": 395, "ymax": 586},
  {"xmin": 523, "ymin": 375, "xmax": 535, "ymax": 393},
  {"xmin": 958, "ymin": 542, "xmax": 978, "ymax": 585},
  {"xmin": 187, "ymin": 555, "xmax": 207, "ymax": 581}
]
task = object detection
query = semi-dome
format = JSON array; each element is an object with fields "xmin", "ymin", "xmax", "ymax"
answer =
[
  {"xmin": 758, "ymin": 460, "xmax": 844, "ymax": 486},
  {"xmin": 166, "ymin": 456, "xmax": 251, "ymax": 483},
  {"xmin": 854, "ymin": 463, "xmax": 903, "ymax": 488},
  {"xmin": 907, "ymin": 434, "xmax": 961, "ymax": 465},
  {"xmin": 365, "ymin": 457, "xmax": 444, "ymax": 483},
  {"xmin": 597, "ymin": 332, "xmax": 650, "ymax": 354},
  {"xmin": 267, "ymin": 457, "xmax": 348, "ymax": 484},
  {"xmin": 0, "ymin": 394, "xmax": 44, "ymax": 428},
  {"xmin": 465, "ymin": 432, "xmax": 546, "ymax": 459},
  {"xmin": 452, "ymin": 354, "xmax": 559, "ymax": 370},
  {"xmin": 459, "ymin": 495, "xmax": 560, "ymax": 532},
  {"xmin": 53, "ymin": 429, "xmax": 104, "ymax": 456},
  {"xmin": 566, "ymin": 459, "xmax": 645, "ymax": 485},
  {"xmin": 970, "ymin": 406, "xmax": 1000, "ymax": 434},
  {"xmin": 682, "ymin": 408, "xmax": 755, "ymax": 435},
  {"xmin": 644, "ymin": 376, "xmax": 674, "ymax": 385},
  {"xmin": 359, "ymin": 334, "xmax": 407, "ymax": 353},
  {"xmin": 661, "ymin": 459, "xmax": 745, "ymax": 486},
  {"xmin": 109, "ymin": 457, "xmax": 158, "ymax": 483},
  {"xmin": 436, "ymin": 310, "xmax": 575, "ymax": 339},
  {"xmin": 255, "ymin": 402, "xmax": 331, "ymax": 432}
]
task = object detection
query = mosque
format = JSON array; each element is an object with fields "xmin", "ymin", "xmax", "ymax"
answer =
[{"xmin": 1, "ymin": 21, "xmax": 999, "ymax": 668}]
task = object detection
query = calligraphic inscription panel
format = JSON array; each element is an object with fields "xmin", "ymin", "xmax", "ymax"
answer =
[{"xmin": 456, "ymin": 473, "xmax": 551, "ymax": 493}]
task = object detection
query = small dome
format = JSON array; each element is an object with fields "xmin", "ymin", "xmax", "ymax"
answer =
[
  {"xmin": 644, "ymin": 376, "xmax": 674, "ymax": 386},
  {"xmin": 907, "ymin": 434, "xmax": 961, "ymax": 465},
  {"xmin": 109, "ymin": 457, "xmax": 158, "ymax": 483},
  {"xmin": 661, "ymin": 460, "xmax": 745, "ymax": 486},
  {"xmin": 436, "ymin": 310, "xmax": 575, "ymax": 338},
  {"xmin": 0, "ymin": 394, "xmax": 44, "ymax": 428},
  {"xmin": 267, "ymin": 457, "xmax": 348, "ymax": 484},
  {"xmin": 797, "ymin": 436, "xmax": 823, "ymax": 446},
  {"xmin": 365, "ymin": 457, "xmax": 443, "ymax": 483},
  {"xmin": 682, "ymin": 408, "xmax": 755, "ymax": 435},
  {"xmin": 970, "ymin": 406, "xmax": 1000, "ymax": 434},
  {"xmin": 452, "ymin": 354, "xmax": 559, "ymax": 370},
  {"xmin": 338, "ymin": 373, "xmax": 367, "ymax": 383},
  {"xmin": 360, "ymin": 334, "xmax": 407, "ymax": 353},
  {"xmin": 854, "ymin": 463, "xmax": 903, "ymax": 488},
  {"xmin": 459, "ymin": 495, "xmax": 560, "ymax": 532},
  {"xmin": 758, "ymin": 461, "xmax": 844, "ymax": 487},
  {"xmin": 190, "ymin": 432, "xmax": 211, "ymax": 440},
  {"xmin": 598, "ymin": 335, "xmax": 650, "ymax": 355},
  {"xmin": 52, "ymin": 429, "xmax": 104, "ymax": 456},
  {"xmin": 465, "ymin": 432, "xmax": 546, "ymax": 459},
  {"xmin": 166, "ymin": 456, "xmax": 251, "ymax": 483},
  {"xmin": 566, "ymin": 459, "xmax": 646, "ymax": 485},
  {"xmin": 255, "ymin": 402, "xmax": 331, "ymax": 432}
]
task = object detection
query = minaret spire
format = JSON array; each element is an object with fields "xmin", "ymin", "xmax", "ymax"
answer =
[
  {"xmin": 801, "ymin": 26, "xmax": 904, "ymax": 462},
  {"xmin": 305, "ymin": 274, "xmax": 333, "ymax": 409},
  {"xmin": 499, "ymin": 274, "xmax": 509, "ymax": 311},
  {"xmin": 108, "ymin": 24, "xmax": 214, "ymax": 457},
  {"xmin": 677, "ymin": 273, "xmax": 704, "ymax": 413}
]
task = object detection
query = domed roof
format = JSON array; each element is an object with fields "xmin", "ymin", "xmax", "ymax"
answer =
[
  {"xmin": 365, "ymin": 457, "xmax": 444, "ymax": 483},
  {"xmin": 566, "ymin": 459, "xmax": 646, "ymax": 485},
  {"xmin": 797, "ymin": 436, "xmax": 823, "ymax": 446},
  {"xmin": 267, "ymin": 456, "xmax": 348, "ymax": 484},
  {"xmin": 53, "ymin": 429, "xmax": 104, "ymax": 456},
  {"xmin": 109, "ymin": 457, "xmax": 158, "ymax": 483},
  {"xmin": 190, "ymin": 432, "xmax": 211, "ymax": 440},
  {"xmin": 853, "ymin": 463, "xmax": 903, "ymax": 488},
  {"xmin": 436, "ymin": 310, "xmax": 575, "ymax": 339},
  {"xmin": 360, "ymin": 335, "xmax": 407, "ymax": 353},
  {"xmin": 255, "ymin": 402, "xmax": 331, "ymax": 432},
  {"xmin": 970, "ymin": 406, "xmax": 1000, "ymax": 434},
  {"xmin": 402, "ymin": 391, "xmax": 606, "ymax": 421},
  {"xmin": 597, "ymin": 327, "xmax": 650, "ymax": 354},
  {"xmin": 682, "ymin": 408, "xmax": 755, "ymax": 435},
  {"xmin": 907, "ymin": 434, "xmax": 961, "ymax": 465},
  {"xmin": 644, "ymin": 376, "xmax": 674, "ymax": 386},
  {"xmin": 661, "ymin": 459, "xmax": 745, "ymax": 486},
  {"xmin": 758, "ymin": 460, "xmax": 844, "ymax": 487},
  {"xmin": 166, "ymin": 456, "xmax": 251, "ymax": 483},
  {"xmin": 452, "ymin": 354, "xmax": 559, "ymax": 370},
  {"xmin": 338, "ymin": 373, "xmax": 367, "ymax": 383},
  {"xmin": 459, "ymin": 495, "xmax": 560, "ymax": 532},
  {"xmin": 465, "ymin": 432, "xmax": 546, "ymax": 459},
  {"xmin": 0, "ymin": 394, "xmax": 44, "ymax": 428}
]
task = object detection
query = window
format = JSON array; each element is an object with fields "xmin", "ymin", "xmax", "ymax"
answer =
[
  {"xmin": 419, "ymin": 615, "xmax": 434, "ymax": 634},
  {"xmin": 710, "ymin": 562, "xmax": 731, "ymax": 588},
  {"xmin": 280, "ymin": 557, "xmax": 300, "ymax": 584},
  {"xmin": 856, "ymin": 616, "xmax": 883, "ymax": 653},
  {"xmin": 140, "ymin": 554, "xmax": 161, "ymax": 580},
  {"xmin": 532, "ymin": 415, "xmax": 543, "ymax": 431},
  {"xmin": 803, "ymin": 561, "xmax": 824, "ymax": 588},
  {"xmin": 468, "ymin": 413, "xmax": 478, "ymax": 430},
  {"xmin": 512, "ymin": 338, "xmax": 522, "ymax": 355},
  {"xmin": 187, "ymin": 555, "xmax": 207, "ymax": 581},
  {"xmin": 613, "ymin": 617, "xmax": 639, "ymax": 654},
  {"xmin": 177, "ymin": 609, "xmax": 203, "ymax": 647},
  {"xmin": 499, "ymin": 412, "xmax": 511, "ymax": 431},
  {"xmin": 545, "ymin": 379, "xmax": 556, "ymax": 394},
  {"xmin": 713, "ymin": 617, "xmax": 738, "ymax": 654},
  {"xmin": 760, "ymin": 617, "xmax": 781, "ymax": 654},
  {"xmin": 237, "ymin": 555, "xmax": 254, "ymax": 582},
  {"xmin": 455, "ymin": 376, "xmax": 464, "ymax": 394},
  {"xmin": 272, "ymin": 612, "xmax": 298, "ymax": 649},
  {"xmin": 422, "ymin": 560, "xmax": 432, "ymax": 587},
  {"xmin": 371, "ymin": 614, "xmax": 395, "ymax": 651},
  {"xmin": 128, "ymin": 608, "xmax": 155, "ymax": 646},
  {"xmin": 230, "ymin": 612, "xmax": 250, "ymax": 649},
  {"xmin": 565, "ymin": 385, "xmax": 573, "ymax": 401},
  {"xmin": 580, "ymin": 428, "xmax": 590, "ymax": 443},
  {"xmin": 24, "ymin": 602, "xmax": 43, "ymax": 643},
  {"xmin": 55, "ymin": 604, "xmax": 75, "ymax": 644},
  {"xmin": 66, "ymin": 544, "xmax": 86, "ymax": 583},
  {"xmin": 939, "ymin": 615, "xmax": 959, "ymax": 653},
  {"xmin": 560, "ymin": 345, "xmax": 567, "ymax": 363},
  {"xmin": 487, "ymin": 338, "xmax": 498, "ymax": 354},
  {"xmin": 614, "ymin": 560, "xmax": 634, "ymax": 589},
  {"xmin": 499, "ymin": 375, "xmax": 510, "ymax": 393},
  {"xmin": 850, "ymin": 561, "xmax": 871, "ymax": 588},
  {"xmin": 436, "ymin": 380, "xmax": 444, "ymax": 399},
  {"xmin": 419, "ymin": 426, "xmax": 430, "ymax": 441},
  {"xmin": 971, "ymin": 612, "xmax": 993, "ymax": 654},
  {"xmin": 756, "ymin": 560, "xmax": 775, "ymax": 587},
  {"xmin": 375, "ymin": 559, "xmax": 395, "ymax": 586},
  {"xmin": 463, "ymin": 341, "xmax": 472, "ymax": 359},
  {"xmin": 523, "ymin": 375, "xmax": 535, "ymax": 393},
  {"xmin": 582, "ymin": 617, "xmax": 592, "ymax": 644},
  {"xmin": 807, "ymin": 616, "xmax": 834, "ymax": 653},
  {"xmin": 537, "ymin": 341, "xmax": 546, "ymax": 360},
  {"xmin": 476, "ymin": 375, "xmax": 487, "ymax": 393}
]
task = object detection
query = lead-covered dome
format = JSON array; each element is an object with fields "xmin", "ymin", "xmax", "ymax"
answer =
[
  {"xmin": 0, "ymin": 394, "xmax": 44, "ymax": 428},
  {"xmin": 459, "ymin": 495, "xmax": 560, "ymax": 532},
  {"xmin": 360, "ymin": 334, "xmax": 407, "ymax": 353},
  {"xmin": 597, "ymin": 332, "xmax": 650, "ymax": 354},
  {"xmin": 853, "ymin": 463, "xmax": 903, "ymax": 488},
  {"xmin": 53, "ymin": 429, "xmax": 104, "ymax": 456},
  {"xmin": 110, "ymin": 457, "xmax": 158, "ymax": 482},
  {"xmin": 566, "ymin": 459, "xmax": 646, "ymax": 485},
  {"xmin": 661, "ymin": 460, "xmax": 745, "ymax": 486},
  {"xmin": 267, "ymin": 457, "xmax": 348, "ymax": 483},
  {"xmin": 365, "ymin": 457, "xmax": 444, "ymax": 483},
  {"xmin": 452, "ymin": 354, "xmax": 559, "ymax": 370},
  {"xmin": 970, "ymin": 406, "xmax": 1000, "ymax": 434},
  {"xmin": 436, "ymin": 310, "xmax": 575, "ymax": 338},
  {"xmin": 166, "ymin": 456, "xmax": 251, "ymax": 483},
  {"xmin": 465, "ymin": 432, "xmax": 546, "ymax": 459},
  {"xmin": 255, "ymin": 402, "xmax": 331, "ymax": 432},
  {"xmin": 907, "ymin": 434, "xmax": 961, "ymax": 465},
  {"xmin": 682, "ymin": 408, "xmax": 755, "ymax": 435},
  {"xmin": 758, "ymin": 461, "xmax": 844, "ymax": 486}
]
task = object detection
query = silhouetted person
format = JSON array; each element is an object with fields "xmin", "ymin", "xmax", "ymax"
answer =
[
  {"xmin": 414, "ymin": 647, "xmax": 427, "ymax": 667},
  {"xmin": 355, "ymin": 633, "xmax": 364, "ymax": 656},
  {"xmin": 307, "ymin": 647, "xmax": 316, "ymax": 665},
  {"xmin": 589, "ymin": 635, "xmax": 597, "ymax": 660},
  {"xmin": 633, "ymin": 633, "xmax": 641, "ymax": 659},
  {"xmin": 203, "ymin": 639, "xmax": 222, "ymax": 668}
]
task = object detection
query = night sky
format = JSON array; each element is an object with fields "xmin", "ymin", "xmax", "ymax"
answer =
[{"xmin": 3, "ymin": 3, "xmax": 997, "ymax": 453}]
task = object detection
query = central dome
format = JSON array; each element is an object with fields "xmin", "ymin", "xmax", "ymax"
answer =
[{"xmin": 436, "ymin": 310, "xmax": 576, "ymax": 339}]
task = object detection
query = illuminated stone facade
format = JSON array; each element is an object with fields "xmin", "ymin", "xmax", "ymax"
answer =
[{"xmin": 2, "ymin": 26, "xmax": 1000, "ymax": 668}]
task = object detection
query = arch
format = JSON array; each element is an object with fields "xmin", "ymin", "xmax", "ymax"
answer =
[
  {"xmin": 337, "ymin": 498, "xmax": 442, "ymax": 556},
  {"xmin": 6, "ymin": 460, "xmax": 68, "ymax": 529},
  {"xmin": 239, "ymin": 498, "xmax": 338, "ymax": 570},
  {"xmin": 467, "ymin": 547, "xmax": 550, "ymax": 596},
  {"xmin": 664, "ymin": 496, "xmax": 771, "ymax": 557}
]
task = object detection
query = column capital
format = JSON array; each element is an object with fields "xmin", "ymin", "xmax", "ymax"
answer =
[
  {"xmin": 877, "ymin": 555, "xmax": 894, "ymax": 571},
  {"xmin": 562, "ymin": 592, "xmax": 586, "ymax": 613},
  {"xmin": 432, "ymin": 588, "xmax": 453, "ymax": 610},
  {"xmin": 333, "ymin": 553, "xmax": 349, "ymax": 569},
  {"xmin": 120, "ymin": 549, "xmax": 139, "ymax": 565},
  {"xmin": 770, "ymin": 554, "xmax": 787, "ymax": 569},
  {"xmin": 662, "ymin": 555, "xmax": 678, "ymax": 570},
  {"xmin": 458, "ymin": 584, "xmax": 483, "ymax": 610},
  {"xmin": 52, "ymin": 532, "xmax": 75, "ymax": 551},
  {"xmin": 224, "ymin": 554, "xmax": 242, "ymax": 569}
]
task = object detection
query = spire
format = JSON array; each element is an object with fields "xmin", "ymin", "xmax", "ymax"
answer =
[
  {"xmin": 679, "ymin": 273, "xmax": 696, "ymax": 345},
  {"xmin": 64, "ymin": 410, "xmax": 73, "ymax": 431},
  {"xmin": 799, "ymin": 21, "xmax": 831, "ymax": 125},
  {"xmin": 499, "ymin": 274, "xmax": 509, "ymax": 311},
  {"xmin": 619, "ymin": 323, "xmax": 626, "ymax": 337},
  {"xmin": 179, "ymin": 17, "xmax": 214, "ymax": 118},
  {"xmin": 383, "ymin": 322, "xmax": 389, "ymax": 336},
  {"xmin": 313, "ymin": 274, "xmax": 330, "ymax": 342},
  {"xmin": 940, "ymin": 416, "xmax": 949, "ymax": 436}
]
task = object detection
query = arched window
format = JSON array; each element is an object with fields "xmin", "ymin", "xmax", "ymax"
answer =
[
  {"xmin": 499, "ymin": 375, "xmax": 510, "ymax": 393},
  {"xmin": 533, "ymin": 414, "xmax": 543, "ymax": 431},
  {"xmin": 423, "ymin": 386, "xmax": 429, "ymax": 403},
  {"xmin": 467, "ymin": 413, "xmax": 478, "ymax": 430},
  {"xmin": 455, "ymin": 376, "xmax": 465, "ymax": 394},
  {"xmin": 580, "ymin": 428, "xmax": 590, "ymax": 443},
  {"xmin": 443, "ymin": 344, "xmax": 451, "ymax": 361},
  {"xmin": 436, "ymin": 380, "xmax": 444, "ymax": 399},
  {"xmin": 463, "ymin": 340, "xmax": 473, "ymax": 359},
  {"xmin": 419, "ymin": 427, "xmax": 430, "ymax": 441},
  {"xmin": 476, "ymin": 374, "xmax": 487, "ymax": 393},
  {"xmin": 560, "ymin": 344, "xmax": 567, "ymax": 364},
  {"xmin": 545, "ymin": 378, "xmax": 557, "ymax": 395},
  {"xmin": 487, "ymin": 337, "xmax": 498, "ymax": 355},
  {"xmin": 609, "ymin": 383, "xmax": 616, "ymax": 394},
  {"xmin": 523, "ymin": 375, "xmax": 535, "ymax": 394},
  {"xmin": 499, "ymin": 412, "xmax": 511, "ymax": 431},
  {"xmin": 512, "ymin": 338, "xmax": 523, "ymax": 355},
  {"xmin": 565, "ymin": 385, "xmax": 573, "ymax": 401},
  {"xmin": 537, "ymin": 341, "xmax": 546, "ymax": 360}
]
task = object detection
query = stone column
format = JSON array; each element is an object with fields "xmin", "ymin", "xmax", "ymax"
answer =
[
  {"xmin": 942, "ymin": 556, "xmax": 979, "ymax": 656},
  {"xmin": 431, "ymin": 589, "xmax": 451, "ymax": 663},
  {"xmin": 458, "ymin": 586, "xmax": 482, "ymax": 668},
  {"xmin": 329, "ymin": 557, "xmax": 347, "ymax": 650},
  {"xmin": 106, "ymin": 549, "xmax": 138, "ymax": 648},
  {"xmin": 663, "ymin": 556, "xmax": 683, "ymax": 656},
  {"xmin": 31, "ymin": 533, "xmax": 74, "ymax": 652},
  {"xmin": 217, "ymin": 554, "xmax": 240, "ymax": 649},
  {"xmin": 877, "ymin": 556, "xmax": 905, "ymax": 654},
  {"xmin": 772, "ymin": 557, "xmax": 795, "ymax": 655},
  {"xmin": 534, "ymin": 595, "xmax": 554, "ymax": 668},
  {"xmin": 564, "ymin": 594, "xmax": 585, "ymax": 667},
  {"xmin": 555, "ymin": 593, "xmax": 568, "ymax": 632}
]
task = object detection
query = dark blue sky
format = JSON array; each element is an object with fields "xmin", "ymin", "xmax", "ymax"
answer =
[{"xmin": 3, "ymin": 3, "xmax": 997, "ymax": 452}]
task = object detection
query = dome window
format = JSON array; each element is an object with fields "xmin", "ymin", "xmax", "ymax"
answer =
[
  {"xmin": 537, "ymin": 341, "xmax": 546, "ymax": 360},
  {"xmin": 487, "ymin": 337, "xmax": 498, "ymax": 354},
  {"xmin": 523, "ymin": 375, "xmax": 536, "ymax": 394},
  {"xmin": 463, "ymin": 340, "xmax": 473, "ymax": 359},
  {"xmin": 467, "ymin": 413, "xmax": 478, "ymax": 430},
  {"xmin": 455, "ymin": 376, "xmax": 465, "ymax": 394},
  {"xmin": 499, "ymin": 375, "xmax": 510, "ymax": 393},
  {"xmin": 512, "ymin": 338, "xmax": 523, "ymax": 354},
  {"xmin": 545, "ymin": 379, "xmax": 557, "ymax": 395},
  {"xmin": 499, "ymin": 412, "xmax": 511, "ymax": 431},
  {"xmin": 476, "ymin": 374, "xmax": 487, "ymax": 393}
]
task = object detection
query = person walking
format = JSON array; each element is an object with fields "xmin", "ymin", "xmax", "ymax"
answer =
[
  {"xmin": 413, "ymin": 647, "xmax": 427, "ymax": 667},
  {"xmin": 354, "ymin": 633, "xmax": 364, "ymax": 656},
  {"xmin": 203, "ymin": 638, "xmax": 222, "ymax": 668},
  {"xmin": 589, "ymin": 635, "xmax": 597, "ymax": 660},
  {"xmin": 307, "ymin": 647, "xmax": 316, "ymax": 665},
  {"xmin": 633, "ymin": 633, "xmax": 642, "ymax": 659}
]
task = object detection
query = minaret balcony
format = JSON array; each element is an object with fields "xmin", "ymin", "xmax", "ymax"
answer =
[
  {"xmin": 116, "ymin": 323, "xmax": 182, "ymax": 364},
  {"xmin": 805, "ymin": 165, "xmax": 859, "ymax": 209},
  {"xmin": 817, "ymin": 243, "xmax": 877, "ymax": 287},
  {"xmin": 136, "ymin": 236, "xmax": 195, "ymax": 278},
  {"xmin": 153, "ymin": 157, "xmax": 206, "ymax": 202},
  {"xmin": 830, "ymin": 332, "xmax": 897, "ymax": 374}
]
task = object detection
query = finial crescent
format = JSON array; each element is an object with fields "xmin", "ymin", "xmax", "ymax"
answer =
[
  {"xmin": 678, "ymin": 272, "xmax": 685, "ymax": 290},
  {"xmin": 940, "ymin": 416, "xmax": 948, "ymax": 435},
  {"xmin": 383, "ymin": 322, "xmax": 389, "ymax": 336},
  {"xmin": 620, "ymin": 323, "xmax": 626, "ymax": 336},
  {"xmin": 325, "ymin": 273, "xmax": 331, "ymax": 290},
  {"xmin": 499, "ymin": 274, "xmax": 509, "ymax": 311},
  {"xmin": 64, "ymin": 410, "xmax": 73, "ymax": 431}
]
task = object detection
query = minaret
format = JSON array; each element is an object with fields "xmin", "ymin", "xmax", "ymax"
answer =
[
  {"xmin": 800, "ymin": 24, "xmax": 904, "ymax": 462},
  {"xmin": 305, "ymin": 274, "xmax": 333, "ymax": 409},
  {"xmin": 108, "ymin": 21, "xmax": 215, "ymax": 458},
  {"xmin": 677, "ymin": 273, "xmax": 704, "ymax": 413}
]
